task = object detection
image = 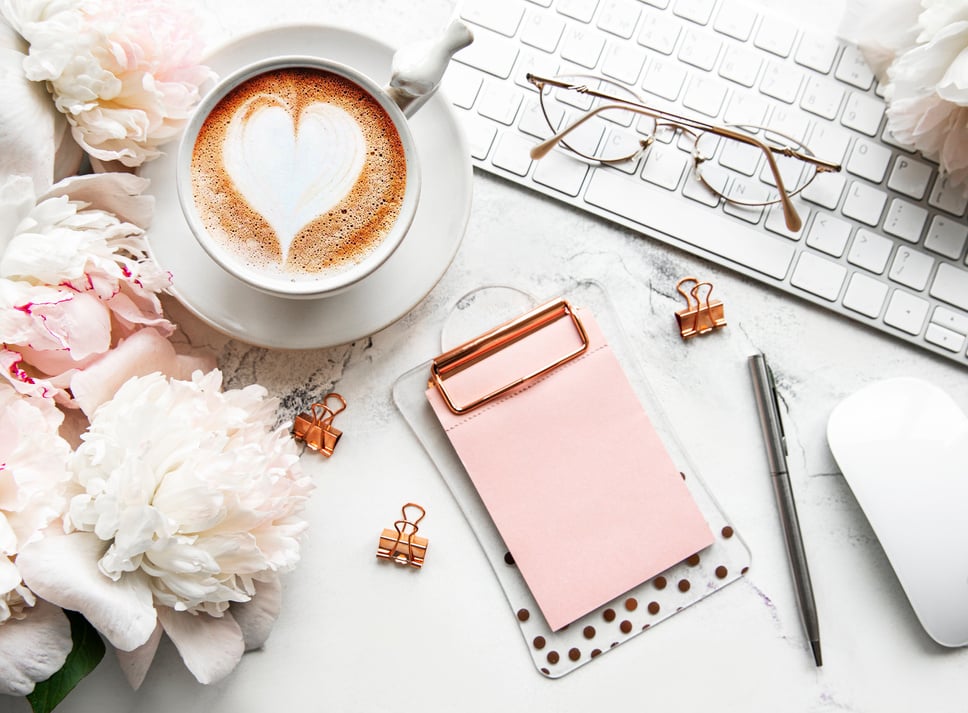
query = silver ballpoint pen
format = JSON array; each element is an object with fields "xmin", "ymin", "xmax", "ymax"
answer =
[{"xmin": 748, "ymin": 353, "xmax": 823, "ymax": 667}]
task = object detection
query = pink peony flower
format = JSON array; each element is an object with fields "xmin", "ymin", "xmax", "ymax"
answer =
[
  {"xmin": 18, "ymin": 370, "xmax": 312, "ymax": 687},
  {"xmin": 841, "ymin": 0, "xmax": 968, "ymax": 192},
  {"xmin": 1, "ymin": 0, "xmax": 214, "ymax": 167},
  {"xmin": 0, "ymin": 172, "xmax": 173, "ymax": 403}
]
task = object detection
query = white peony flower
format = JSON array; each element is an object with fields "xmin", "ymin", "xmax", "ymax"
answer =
[
  {"xmin": 841, "ymin": 0, "xmax": 968, "ymax": 192},
  {"xmin": 18, "ymin": 369, "xmax": 313, "ymax": 686},
  {"xmin": 0, "ymin": 172, "xmax": 173, "ymax": 402},
  {"xmin": 1, "ymin": 0, "xmax": 214, "ymax": 167},
  {"xmin": 0, "ymin": 382, "xmax": 73, "ymax": 696}
]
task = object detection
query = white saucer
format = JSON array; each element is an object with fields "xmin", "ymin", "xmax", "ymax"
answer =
[{"xmin": 140, "ymin": 25, "xmax": 472, "ymax": 350}]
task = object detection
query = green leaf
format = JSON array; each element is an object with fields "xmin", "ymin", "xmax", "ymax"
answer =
[{"xmin": 27, "ymin": 610, "xmax": 106, "ymax": 713}]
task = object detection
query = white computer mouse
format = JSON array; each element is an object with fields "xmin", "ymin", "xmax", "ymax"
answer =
[{"xmin": 827, "ymin": 377, "xmax": 968, "ymax": 647}]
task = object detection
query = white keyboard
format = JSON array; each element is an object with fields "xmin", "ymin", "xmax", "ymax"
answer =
[{"xmin": 443, "ymin": 0, "xmax": 968, "ymax": 366}]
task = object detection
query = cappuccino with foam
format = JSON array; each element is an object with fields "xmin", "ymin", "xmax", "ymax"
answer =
[{"xmin": 189, "ymin": 67, "xmax": 408, "ymax": 281}]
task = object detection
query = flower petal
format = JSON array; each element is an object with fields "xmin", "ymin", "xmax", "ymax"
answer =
[
  {"xmin": 17, "ymin": 531, "xmax": 157, "ymax": 651},
  {"xmin": 157, "ymin": 607, "xmax": 244, "ymax": 685},
  {"xmin": 230, "ymin": 576, "xmax": 282, "ymax": 652},
  {"xmin": 0, "ymin": 599, "xmax": 72, "ymax": 696},
  {"xmin": 114, "ymin": 620, "xmax": 162, "ymax": 690},
  {"xmin": 70, "ymin": 327, "xmax": 215, "ymax": 419},
  {"xmin": 41, "ymin": 173, "xmax": 154, "ymax": 229},
  {"xmin": 0, "ymin": 44, "xmax": 61, "ymax": 193}
]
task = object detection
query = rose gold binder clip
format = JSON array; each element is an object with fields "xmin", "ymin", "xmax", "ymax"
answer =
[
  {"xmin": 675, "ymin": 277, "xmax": 726, "ymax": 340},
  {"xmin": 292, "ymin": 393, "xmax": 346, "ymax": 456},
  {"xmin": 376, "ymin": 503, "xmax": 428, "ymax": 569}
]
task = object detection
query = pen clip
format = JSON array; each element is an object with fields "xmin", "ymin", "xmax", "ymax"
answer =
[{"xmin": 765, "ymin": 362, "xmax": 788, "ymax": 457}]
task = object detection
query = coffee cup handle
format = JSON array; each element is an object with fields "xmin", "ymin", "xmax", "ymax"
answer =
[{"xmin": 386, "ymin": 19, "xmax": 474, "ymax": 118}]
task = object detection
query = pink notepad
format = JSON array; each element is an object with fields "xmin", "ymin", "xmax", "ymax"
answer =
[{"xmin": 426, "ymin": 306, "xmax": 714, "ymax": 631}]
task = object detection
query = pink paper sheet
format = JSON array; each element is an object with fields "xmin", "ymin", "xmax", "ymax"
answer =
[{"xmin": 426, "ymin": 308, "xmax": 713, "ymax": 631}]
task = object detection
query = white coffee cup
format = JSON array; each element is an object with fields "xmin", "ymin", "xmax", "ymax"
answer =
[{"xmin": 176, "ymin": 21, "xmax": 472, "ymax": 300}]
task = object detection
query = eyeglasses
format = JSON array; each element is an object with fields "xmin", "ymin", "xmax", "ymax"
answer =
[{"xmin": 526, "ymin": 74, "xmax": 843, "ymax": 232}]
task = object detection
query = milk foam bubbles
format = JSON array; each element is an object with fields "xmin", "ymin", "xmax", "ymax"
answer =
[{"xmin": 222, "ymin": 97, "xmax": 367, "ymax": 263}]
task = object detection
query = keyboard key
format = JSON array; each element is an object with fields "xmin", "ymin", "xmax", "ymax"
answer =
[
  {"xmin": 724, "ymin": 92, "xmax": 769, "ymax": 126},
  {"xmin": 754, "ymin": 15, "xmax": 798, "ymax": 58},
  {"xmin": 533, "ymin": 149, "xmax": 590, "ymax": 195},
  {"xmin": 585, "ymin": 169, "xmax": 795, "ymax": 278},
  {"xmin": 557, "ymin": 0, "xmax": 600, "ymax": 22},
  {"xmin": 465, "ymin": 115, "xmax": 497, "ymax": 160},
  {"xmin": 515, "ymin": 52, "xmax": 560, "ymax": 91},
  {"xmin": 719, "ymin": 139, "xmax": 761, "ymax": 175},
  {"xmin": 842, "ymin": 181, "xmax": 887, "ymax": 226},
  {"xmin": 641, "ymin": 144, "xmax": 687, "ymax": 189},
  {"xmin": 887, "ymin": 156, "xmax": 933, "ymax": 200},
  {"xmin": 931, "ymin": 263, "xmax": 968, "ymax": 311},
  {"xmin": 461, "ymin": 0, "xmax": 525, "ymax": 37},
  {"xmin": 597, "ymin": 0, "xmax": 641, "ymax": 38},
  {"xmin": 442, "ymin": 63, "xmax": 483, "ymax": 109},
  {"xmin": 491, "ymin": 132, "xmax": 534, "ymax": 175},
  {"xmin": 801, "ymin": 77, "xmax": 844, "ymax": 120},
  {"xmin": 806, "ymin": 214, "xmax": 851, "ymax": 256},
  {"xmin": 520, "ymin": 12, "xmax": 566, "ymax": 52},
  {"xmin": 637, "ymin": 13, "xmax": 682, "ymax": 55},
  {"xmin": 527, "ymin": 0, "xmax": 553, "ymax": 7},
  {"xmin": 719, "ymin": 46, "xmax": 762, "ymax": 88},
  {"xmin": 477, "ymin": 82, "xmax": 523, "ymax": 125},
  {"xmin": 846, "ymin": 138, "xmax": 892, "ymax": 183},
  {"xmin": 883, "ymin": 199, "xmax": 927, "ymax": 243},
  {"xmin": 683, "ymin": 75, "xmax": 727, "ymax": 117},
  {"xmin": 766, "ymin": 105, "xmax": 809, "ymax": 144},
  {"xmin": 932, "ymin": 306, "xmax": 968, "ymax": 336},
  {"xmin": 807, "ymin": 123, "xmax": 851, "ymax": 164},
  {"xmin": 642, "ymin": 58, "xmax": 687, "ymax": 100},
  {"xmin": 835, "ymin": 44, "xmax": 875, "ymax": 90},
  {"xmin": 713, "ymin": 0, "xmax": 758, "ymax": 41},
  {"xmin": 760, "ymin": 61, "xmax": 803, "ymax": 104},
  {"xmin": 801, "ymin": 170, "xmax": 846, "ymax": 209},
  {"xmin": 847, "ymin": 228, "xmax": 894, "ymax": 275},
  {"xmin": 791, "ymin": 252, "xmax": 846, "ymax": 301},
  {"xmin": 924, "ymin": 216, "xmax": 968, "ymax": 260},
  {"xmin": 925, "ymin": 322, "xmax": 966, "ymax": 353},
  {"xmin": 889, "ymin": 246, "xmax": 934, "ymax": 290},
  {"xmin": 678, "ymin": 29, "xmax": 722, "ymax": 71},
  {"xmin": 560, "ymin": 26, "xmax": 606, "ymax": 68},
  {"xmin": 795, "ymin": 33, "xmax": 840, "ymax": 74},
  {"xmin": 454, "ymin": 28, "xmax": 519, "ymax": 79},
  {"xmin": 673, "ymin": 0, "xmax": 716, "ymax": 25},
  {"xmin": 848, "ymin": 228, "xmax": 893, "ymax": 273},
  {"xmin": 928, "ymin": 174, "xmax": 968, "ymax": 217},
  {"xmin": 519, "ymin": 98, "xmax": 562, "ymax": 137},
  {"xmin": 682, "ymin": 171, "xmax": 722, "ymax": 206},
  {"xmin": 601, "ymin": 42, "xmax": 647, "ymax": 84},
  {"xmin": 884, "ymin": 290, "xmax": 929, "ymax": 335},
  {"xmin": 841, "ymin": 92, "xmax": 885, "ymax": 136},
  {"xmin": 843, "ymin": 273, "xmax": 888, "ymax": 317},
  {"xmin": 643, "ymin": 0, "xmax": 669, "ymax": 7}
]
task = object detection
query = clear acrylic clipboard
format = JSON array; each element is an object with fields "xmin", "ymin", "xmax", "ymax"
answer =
[{"xmin": 392, "ymin": 280, "xmax": 751, "ymax": 678}]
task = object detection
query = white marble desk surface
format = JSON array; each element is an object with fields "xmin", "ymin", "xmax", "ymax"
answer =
[{"xmin": 35, "ymin": 1, "xmax": 968, "ymax": 712}]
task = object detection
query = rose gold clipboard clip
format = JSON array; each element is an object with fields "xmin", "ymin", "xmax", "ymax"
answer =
[{"xmin": 429, "ymin": 298, "xmax": 590, "ymax": 415}]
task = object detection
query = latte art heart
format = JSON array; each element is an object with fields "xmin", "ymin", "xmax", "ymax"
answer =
[
  {"xmin": 222, "ymin": 96, "xmax": 366, "ymax": 262},
  {"xmin": 189, "ymin": 67, "xmax": 408, "ymax": 282}
]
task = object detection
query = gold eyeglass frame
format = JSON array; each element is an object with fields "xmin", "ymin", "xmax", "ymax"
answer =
[{"xmin": 526, "ymin": 73, "xmax": 843, "ymax": 232}]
